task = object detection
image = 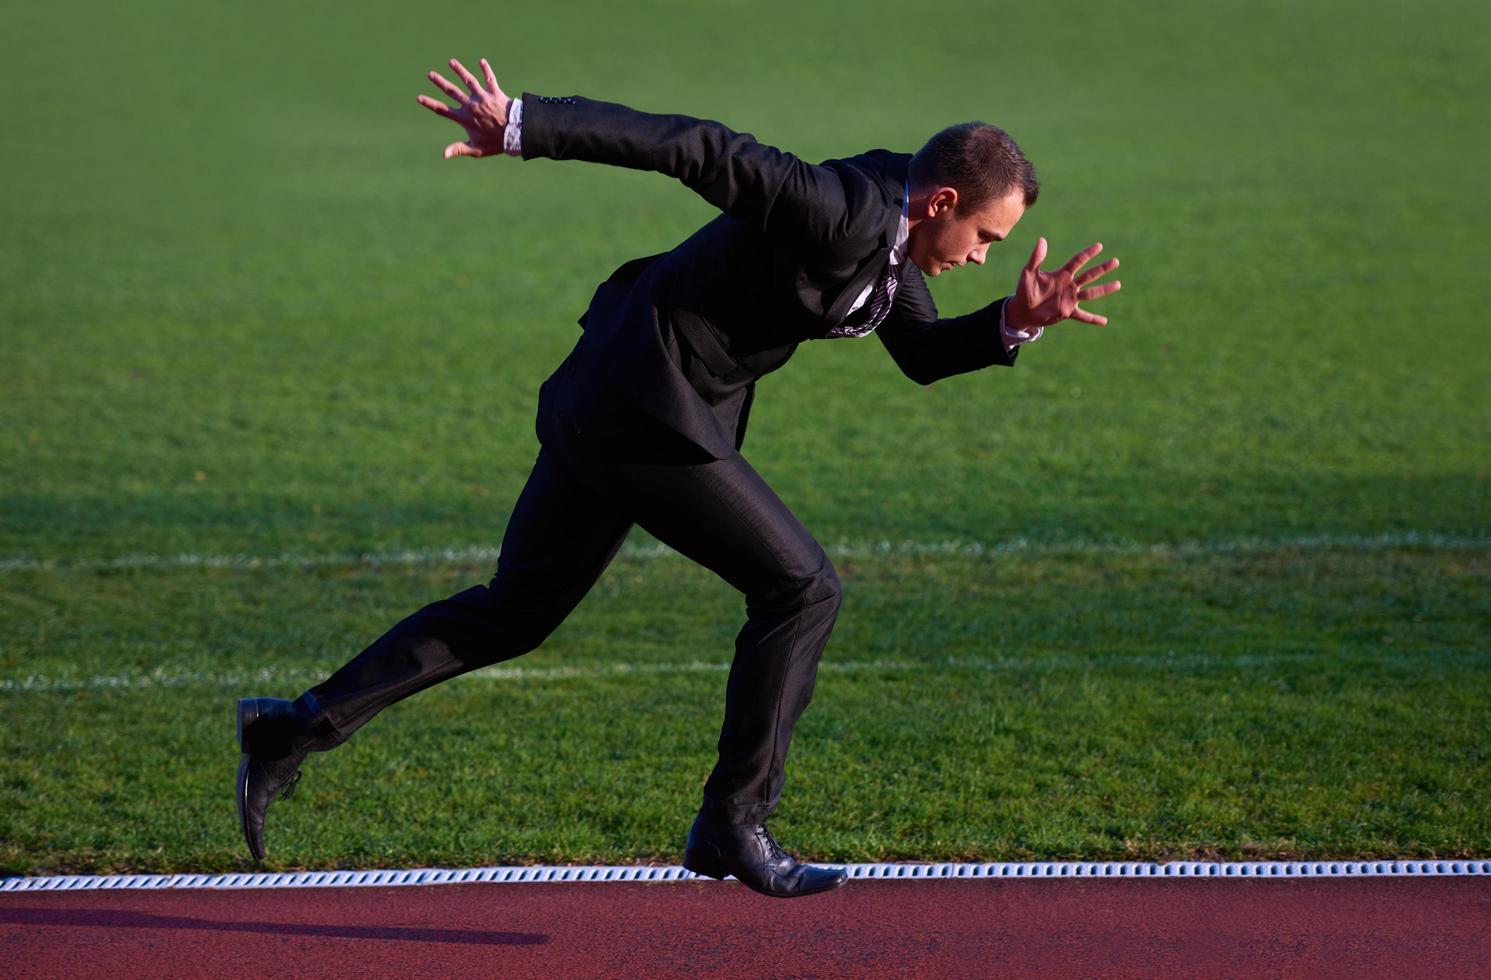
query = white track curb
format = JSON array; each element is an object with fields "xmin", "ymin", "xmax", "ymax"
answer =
[{"xmin": 3, "ymin": 860, "xmax": 1488, "ymax": 892}]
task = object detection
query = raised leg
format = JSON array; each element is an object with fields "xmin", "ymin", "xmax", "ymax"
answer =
[{"xmin": 292, "ymin": 445, "xmax": 634, "ymax": 747}]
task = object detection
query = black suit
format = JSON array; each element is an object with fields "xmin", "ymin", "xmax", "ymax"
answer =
[
  {"xmin": 290, "ymin": 95, "xmax": 1022, "ymax": 826},
  {"xmin": 522, "ymin": 93, "xmax": 1018, "ymax": 461}
]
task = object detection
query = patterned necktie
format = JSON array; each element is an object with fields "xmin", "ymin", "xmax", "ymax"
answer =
[{"xmin": 828, "ymin": 261, "xmax": 900, "ymax": 338}]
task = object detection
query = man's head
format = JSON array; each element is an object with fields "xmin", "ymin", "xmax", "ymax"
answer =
[{"xmin": 906, "ymin": 122, "xmax": 1039, "ymax": 276}]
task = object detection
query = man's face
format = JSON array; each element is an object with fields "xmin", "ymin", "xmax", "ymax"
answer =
[{"xmin": 906, "ymin": 186, "xmax": 1027, "ymax": 277}]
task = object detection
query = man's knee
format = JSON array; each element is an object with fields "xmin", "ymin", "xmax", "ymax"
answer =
[
  {"xmin": 465, "ymin": 573, "xmax": 576, "ymax": 652},
  {"xmin": 811, "ymin": 554, "xmax": 842, "ymax": 609},
  {"xmin": 749, "ymin": 550, "xmax": 841, "ymax": 615}
]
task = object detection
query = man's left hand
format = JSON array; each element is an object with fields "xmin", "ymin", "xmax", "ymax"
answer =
[{"xmin": 1005, "ymin": 238, "xmax": 1122, "ymax": 330}]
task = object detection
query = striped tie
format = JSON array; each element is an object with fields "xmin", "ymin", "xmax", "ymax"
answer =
[{"xmin": 828, "ymin": 262, "xmax": 900, "ymax": 338}]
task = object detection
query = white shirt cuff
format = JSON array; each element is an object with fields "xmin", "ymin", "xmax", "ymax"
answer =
[
  {"xmin": 503, "ymin": 98, "xmax": 524, "ymax": 156},
  {"xmin": 999, "ymin": 300, "xmax": 1042, "ymax": 352}
]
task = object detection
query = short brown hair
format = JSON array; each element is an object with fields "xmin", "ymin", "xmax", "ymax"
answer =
[{"xmin": 909, "ymin": 122, "xmax": 1039, "ymax": 213}]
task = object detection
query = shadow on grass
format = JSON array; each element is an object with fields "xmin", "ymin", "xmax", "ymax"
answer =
[{"xmin": 0, "ymin": 906, "xmax": 548, "ymax": 946}]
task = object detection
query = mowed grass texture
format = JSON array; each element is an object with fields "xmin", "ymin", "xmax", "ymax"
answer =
[
  {"xmin": 2, "ymin": 0, "xmax": 1488, "ymax": 873},
  {"xmin": 3, "ymin": 547, "xmax": 1487, "ymax": 874}
]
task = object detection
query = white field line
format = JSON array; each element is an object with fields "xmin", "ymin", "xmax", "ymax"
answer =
[
  {"xmin": 3, "ymin": 860, "xmax": 1489, "ymax": 892},
  {"xmin": 1, "ymin": 531, "xmax": 1487, "ymax": 575},
  {"xmin": 3, "ymin": 649, "xmax": 1485, "ymax": 695}
]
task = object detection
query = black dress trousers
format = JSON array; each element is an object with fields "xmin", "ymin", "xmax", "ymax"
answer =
[{"xmin": 292, "ymin": 408, "xmax": 842, "ymax": 826}]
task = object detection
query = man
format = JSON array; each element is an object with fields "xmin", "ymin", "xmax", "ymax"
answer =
[{"xmin": 236, "ymin": 57, "xmax": 1121, "ymax": 899}]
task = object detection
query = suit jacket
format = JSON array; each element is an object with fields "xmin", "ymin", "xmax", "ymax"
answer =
[{"xmin": 520, "ymin": 93, "xmax": 1019, "ymax": 462}]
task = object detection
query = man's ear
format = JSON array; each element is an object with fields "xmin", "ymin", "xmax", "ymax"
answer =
[{"xmin": 928, "ymin": 186, "xmax": 958, "ymax": 218}]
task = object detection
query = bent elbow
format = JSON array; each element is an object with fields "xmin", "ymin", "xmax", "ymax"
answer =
[
  {"xmin": 901, "ymin": 358, "xmax": 939, "ymax": 386},
  {"xmin": 885, "ymin": 353, "xmax": 937, "ymax": 386}
]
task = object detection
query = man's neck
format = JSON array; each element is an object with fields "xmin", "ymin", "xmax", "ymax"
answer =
[{"xmin": 906, "ymin": 183, "xmax": 931, "ymax": 234}]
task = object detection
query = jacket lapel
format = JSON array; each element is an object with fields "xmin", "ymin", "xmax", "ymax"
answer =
[{"xmin": 822, "ymin": 151, "xmax": 911, "ymax": 326}]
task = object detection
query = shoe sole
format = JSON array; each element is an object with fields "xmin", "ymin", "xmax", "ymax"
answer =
[
  {"xmin": 740, "ymin": 872, "xmax": 849, "ymax": 899},
  {"xmin": 683, "ymin": 842, "xmax": 849, "ymax": 898},
  {"xmin": 236, "ymin": 698, "xmax": 264, "ymax": 863}
]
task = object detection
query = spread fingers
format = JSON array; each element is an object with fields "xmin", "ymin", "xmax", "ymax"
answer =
[
  {"xmin": 1074, "ymin": 257, "xmax": 1119, "ymax": 287},
  {"xmin": 1076, "ymin": 281, "xmax": 1122, "ymax": 302}
]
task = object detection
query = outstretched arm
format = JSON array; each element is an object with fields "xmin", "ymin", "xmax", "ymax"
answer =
[
  {"xmin": 875, "ymin": 267, "xmax": 1016, "ymax": 386},
  {"xmin": 415, "ymin": 58, "xmax": 865, "ymax": 246},
  {"xmin": 877, "ymin": 240, "xmax": 1121, "ymax": 385}
]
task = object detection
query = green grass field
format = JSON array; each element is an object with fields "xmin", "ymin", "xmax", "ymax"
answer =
[{"xmin": 2, "ymin": 0, "xmax": 1487, "ymax": 875}]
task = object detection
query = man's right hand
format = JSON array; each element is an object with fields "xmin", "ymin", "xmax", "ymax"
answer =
[
  {"xmin": 1005, "ymin": 238, "xmax": 1121, "ymax": 330},
  {"xmin": 416, "ymin": 57, "xmax": 511, "ymax": 159}
]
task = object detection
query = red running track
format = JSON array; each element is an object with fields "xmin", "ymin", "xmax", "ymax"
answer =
[{"xmin": 3, "ymin": 877, "xmax": 1488, "ymax": 977}]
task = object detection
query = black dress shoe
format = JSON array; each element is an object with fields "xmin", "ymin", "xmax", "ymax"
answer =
[
  {"xmin": 682, "ymin": 811, "xmax": 848, "ymax": 898},
  {"xmin": 236, "ymin": 697, "xmax": 308, "ymax": 863}
]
